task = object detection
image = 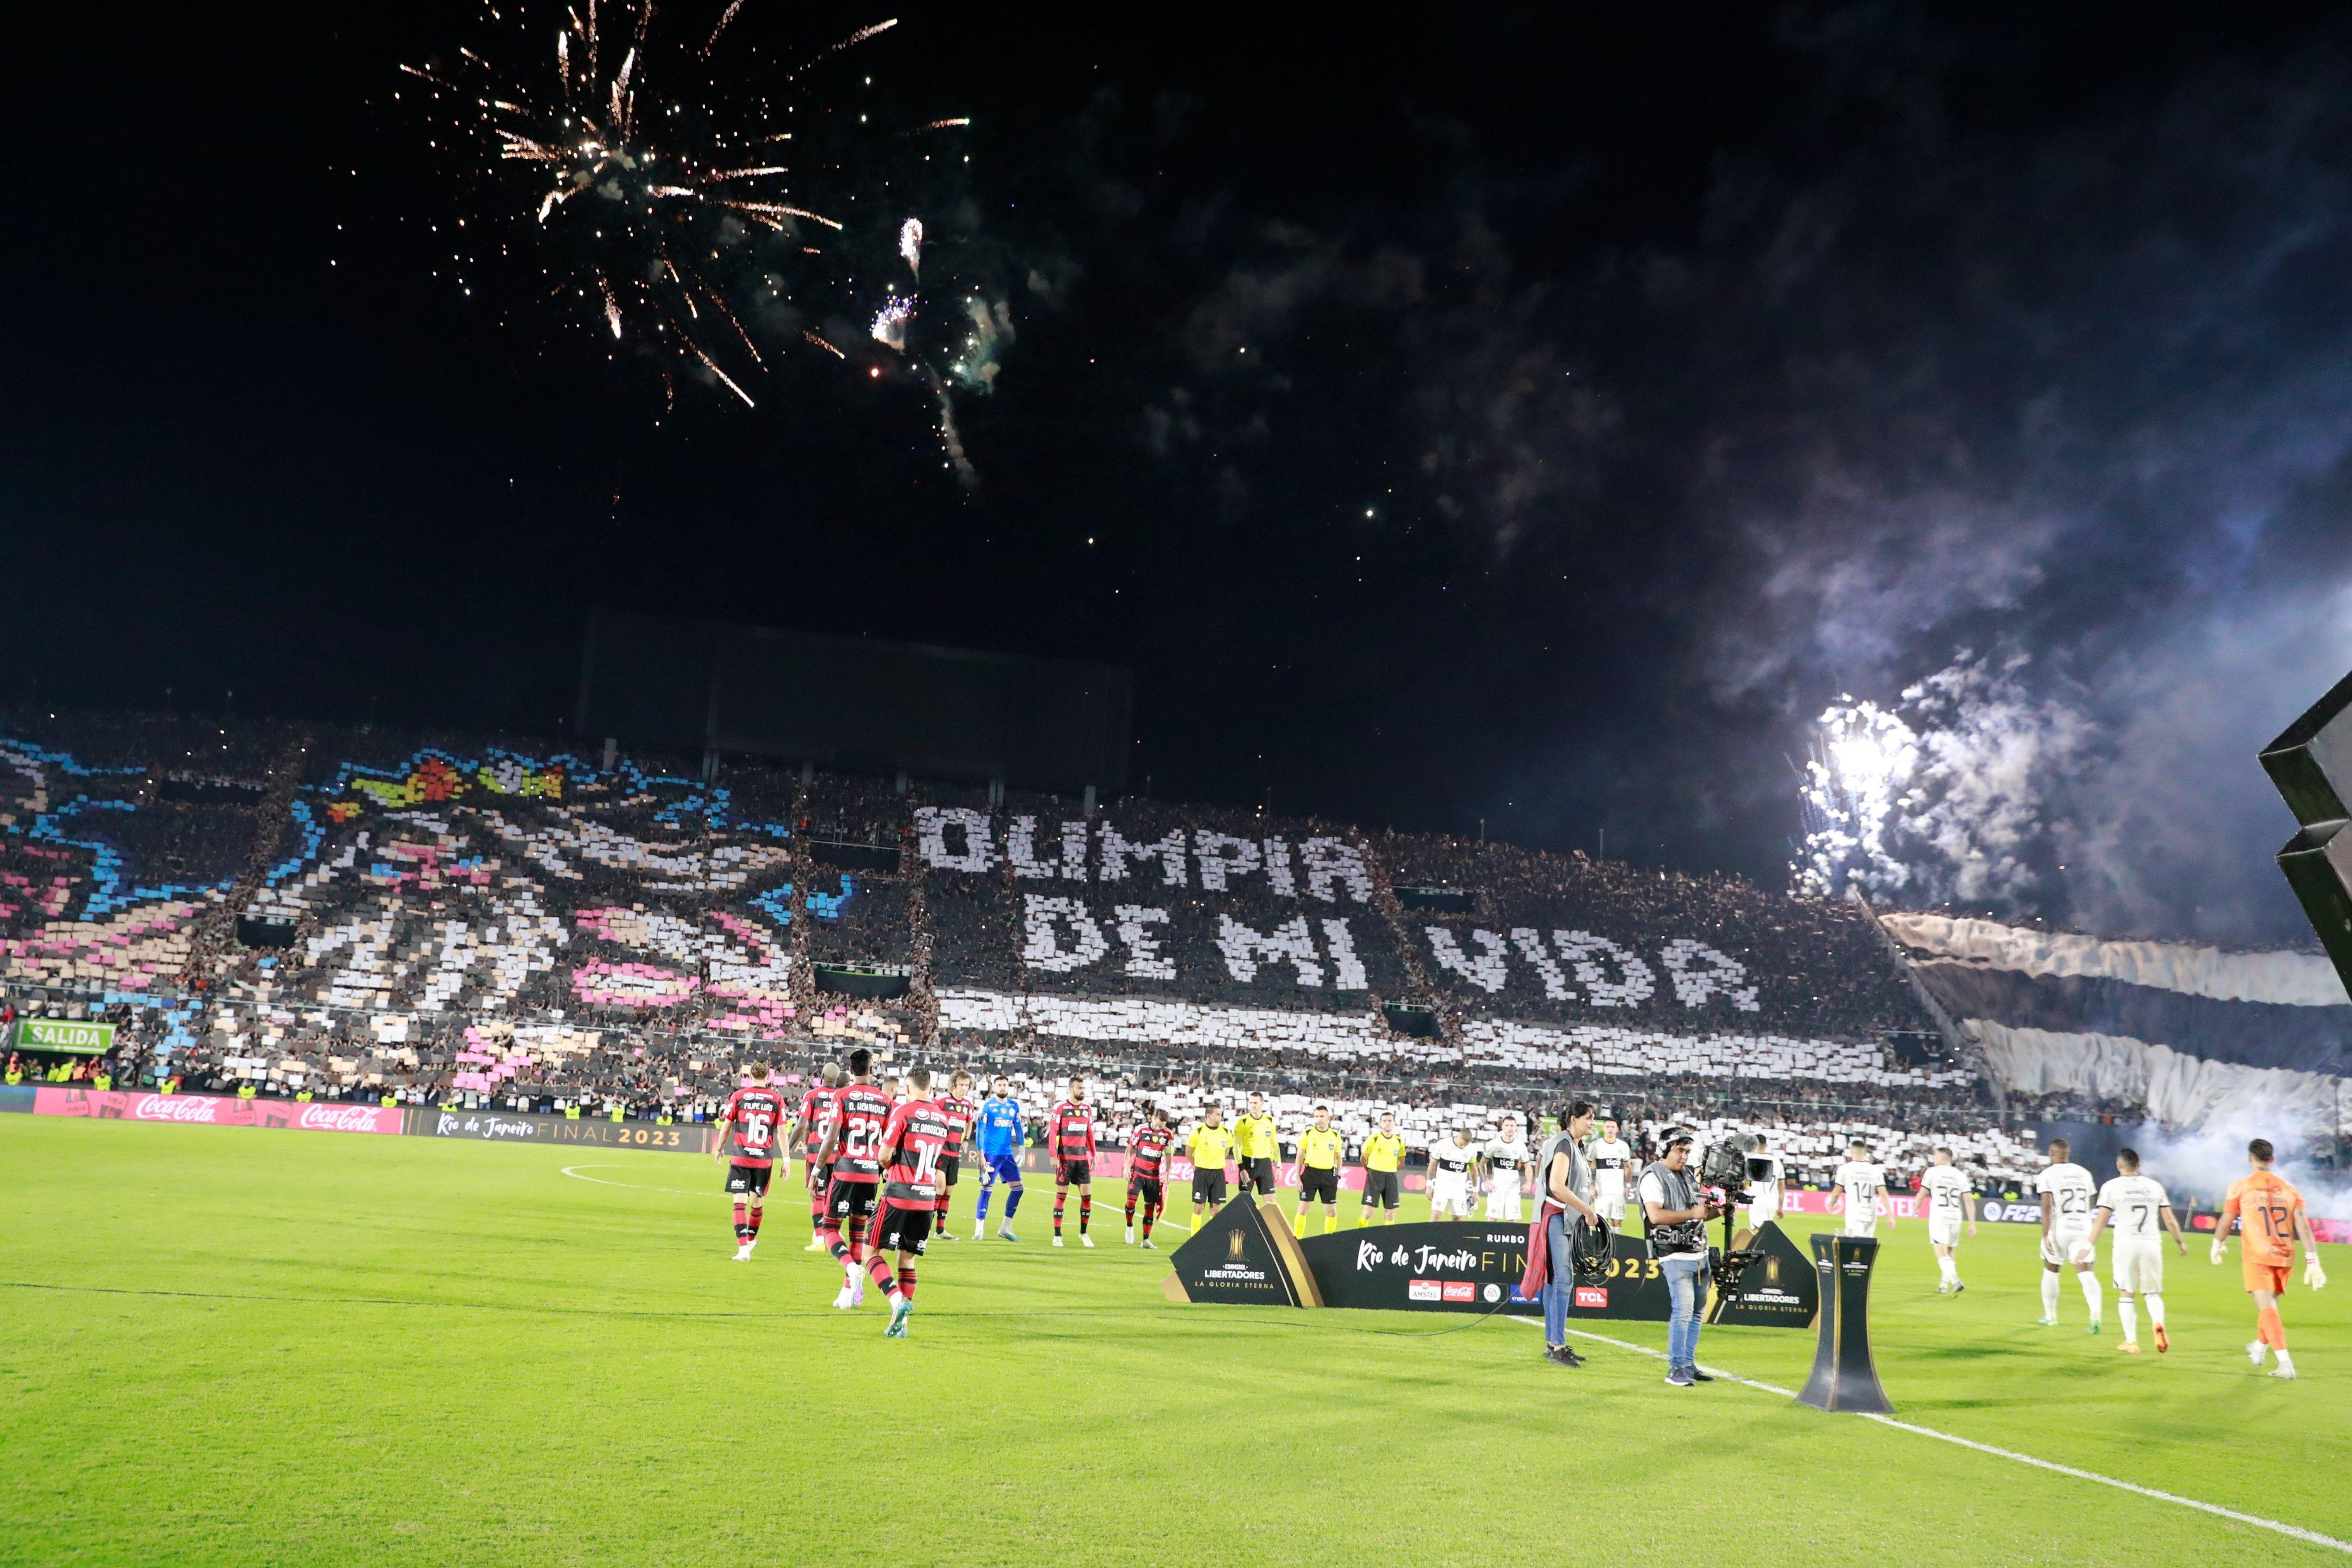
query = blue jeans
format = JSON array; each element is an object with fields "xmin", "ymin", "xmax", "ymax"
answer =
[
  {"xmin": 1663, "ymin": 1251, "xmax": 1710, "ymax": 1368},
  {"xmin": 1542, "ymin": 1211, "xmax": 1573, "ymax": 1344}
]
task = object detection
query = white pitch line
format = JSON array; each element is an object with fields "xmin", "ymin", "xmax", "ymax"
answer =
[
  {"xmin": 1511, "ymin": 1317, "xmax": 2352, "ymax": 1554},
  {"xmin": 559, "ymin": 1163, "xmax": 714, "ymax": 1199}
]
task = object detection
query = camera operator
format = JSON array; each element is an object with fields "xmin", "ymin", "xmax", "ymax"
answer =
[
  {"xmin": 1642, "ymin": 1130, "xmax": 1724, "ymax": 1388},
  {"xmin": 1526, "ymin": 1101, "xmax": 1603, "ymax": 1369}
]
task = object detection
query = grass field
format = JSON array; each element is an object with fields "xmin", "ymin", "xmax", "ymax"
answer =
[{"xmin": 5, "ymin": 1118, "xmax": 2350, "ymax": 1566}]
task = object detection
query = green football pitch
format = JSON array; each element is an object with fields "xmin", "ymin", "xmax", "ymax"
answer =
[{"xmin": 4, "ymin": 1119, "xmax": 2349, "ymax": 1566}]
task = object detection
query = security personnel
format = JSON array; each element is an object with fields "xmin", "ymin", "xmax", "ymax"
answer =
[
  {"xmin": 1186, "ymin": 1106, "xmax": 1235, "ymax": 1221},
  {"xmin": 1294, "ymin": 1105, "xmax": 1345, "ymax": 1236},
  {"xmin": 1233, "ymin": 1093, "xmax": 1281, "ymax": 1202},
  {"xmin": 1359, "ymin": 1112, "xmax": 1406, "ymax": 1226}
]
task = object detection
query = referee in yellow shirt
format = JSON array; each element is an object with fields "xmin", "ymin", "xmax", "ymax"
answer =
[
  {"xmin": 1295, "ymin": 1105, "xmax": 1345, "ymax": 1235},
  {"xmin": 1185, "ymin": 1106, "xmax": 1234, "ymax": 1225},
  {"xmin": 1359, "ymin": 1111, "xmax": 1406, "ymax": 1226},
  {"xmin": 1233, "ymin": 1093, "xmax": 1281, "ymax": 1202}
]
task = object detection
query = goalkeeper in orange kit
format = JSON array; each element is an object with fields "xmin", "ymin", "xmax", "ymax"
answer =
[{"xmin": 2210, "ymin": 1138, "xmax": 2326, "ymax": 1379}]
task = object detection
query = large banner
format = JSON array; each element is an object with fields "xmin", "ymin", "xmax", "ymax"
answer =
[
  {"xmin": 33, "ymin": 1087, "xmax": 403, "ymax": 1135},
  {"xmin": 1296, "ymin": 1219, "xmax": 1543, "ymax": 1315}
]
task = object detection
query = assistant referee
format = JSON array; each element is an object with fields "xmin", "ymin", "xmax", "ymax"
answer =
[
  {"xmin": 1186, "ymin": 1108, "xmax": 1234, "ymax": 1222},
  {"xmin": 1359, "ymin": 1112, "xmax": 1405, "ymax": 1226},
  {"xmin": 1294, "ymin": 1105, "xmax": 1344, "ymax": 1236}
]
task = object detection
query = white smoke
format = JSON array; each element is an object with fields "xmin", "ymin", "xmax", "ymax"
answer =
[
  {"xmin": 2126, "ymin": 1105, "xmax": 2352, "ymax": 1219},
  {"xmin": 1796, "ymin": 650, "xmax": 2091, "ymax": 912}
]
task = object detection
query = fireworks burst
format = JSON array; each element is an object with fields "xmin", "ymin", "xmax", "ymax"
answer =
[{"xmin": 396, "ymin": 1, "xmax": 968, "ymax": 412}]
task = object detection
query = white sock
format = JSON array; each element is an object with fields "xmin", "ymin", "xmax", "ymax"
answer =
[
  {"xmin": 2119, "ymin": 1297, "xmax": 2137, "ymax": 1343},
  {"xmin": 2080, "ymin": 1273, "xmax": 2103, "ymax": 1320},
  {"xmin": 2146, "ymin": 1294, "xmax": 2165, "ymax": 1329},
  {"xmin": 1937, "ymin": 1255, "xmax": 1958, "ymax": 1286},
  {"xmin": 887, "ymin": 1288, "xmax": 906, "ymax": 1309},
  {"xmin": 2041, "ymin": 1272, "xmax": 2061, "ymax": 1317},
  {"xmin": 2276, "ymin": 1348, "xmax": 2296, "ymax": 1373}
]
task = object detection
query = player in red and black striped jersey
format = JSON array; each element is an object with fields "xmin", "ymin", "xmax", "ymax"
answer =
[
  {"xmin": 862, "ymin": 1066, "xmax": 957, "ymax": 1338},
  {"xmin": 713, "ymin": 1064, "xmax": 791, "ymax": 1260},
  {"xmin": 1047, "ymin": 1077, "xmax": 1100, "ymax": 1248},
  {"xmin": 1124, "ymin": 1105, "xmax": 1174, "ymax": 1249},
  {"xmin": 931, "ymin": 1070, "xmax": 976, "ymax": 1243},
  {"xmin": 813, "ymin": 1047, "xmax": 896, "ymax": 1309},
  {"xmin": 793, "ymin": 1063, "xmax": 845, "ymax": 1252}
]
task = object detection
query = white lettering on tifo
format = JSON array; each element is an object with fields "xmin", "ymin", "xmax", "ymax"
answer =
[
  {"xmin": 1112, "ymin": 905, "xmax": 1175, "ymax": 979},
  {"xmin": 1020, "ymin": 896, "xmax": 1109, "ymax": 972},
  {"xmin": 1098, "ymin": 823, "xmax": 1187, "ymax": 886},
  {"xmin": 1216, "ymin": 915, "xmax": 1324, "ymax": 986},
  {"xmin": 1661, "ymin": 938, "xmax": 1761, "ymax": 1011},
  {"xmin": 1554, "ymin": 930, "xmax": 1655, "ymax": 1007},
  {"xmin": 914, "ymin": 807, "xmax": 994, "ymax": 872},
  {"xmin": 1426, "ymin": 927, "xmax": 1509, "ymax": 992}
]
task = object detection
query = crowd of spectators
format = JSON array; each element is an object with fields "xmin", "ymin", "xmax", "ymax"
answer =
[
  {"xmin": 1, "ymin": 713, "xmax": 2125, "ymax": 1176},
  {"xmin": 1385, "ymin": 834, "xmax": 1929, "ymax": 1041}
]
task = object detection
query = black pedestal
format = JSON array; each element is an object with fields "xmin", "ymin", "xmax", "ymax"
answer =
[{"xmin": 1797, "ymin": 1233, "xmax": 1893, "ymax": 1414}]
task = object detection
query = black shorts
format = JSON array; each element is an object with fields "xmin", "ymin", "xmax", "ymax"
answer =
[
  {"xmin": 1298, "ymin": 1166, "xmax": 1339, "ymax": 1204},
  {"xmin": 1129, "ymin": 1176, "xmax": 1163, "ymax": 1208},
  {"xmin": 941, "ymin": 1155, "xmax": 960, "ymax": 1188},
  {"xmin": 1192, "ymin": 1170, "xmax": 1228, "ymax": 1207},
  {"xmin": 826, "ymin": 1178, "xmax": 879, "ymax": 1224},
  {"xmin": 1361, "ymin": 1170, "xmax": 1400, "ymax": 1209},
  {"xmin": 725, "ymin": 1162, "xmax": 773, "ymax": 1197},
  {"xmin": 871, "ymin": 1199, "xmax": 935, "ymax": 1255},
  {"xmin": 1240, "ymin": 1156, "xmax": 1276, "ymax": 1193},
  {"xmin": 1057, "ymin": 1159, "xmax": 1092, "ymax": 1186}
]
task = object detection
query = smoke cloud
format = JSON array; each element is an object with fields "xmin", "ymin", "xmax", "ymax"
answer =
[{"xmin": 1107, "ymin": 10, "xmax": 2352, "ymax": 944}]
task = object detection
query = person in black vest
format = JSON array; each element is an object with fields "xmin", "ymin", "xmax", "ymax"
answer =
[{"xmin": 1641, "ymin": 1129, "xmax": 1722, "ymax": 1388}]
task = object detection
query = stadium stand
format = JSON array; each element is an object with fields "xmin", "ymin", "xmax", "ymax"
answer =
[{"xmin": 7, "ymin": 709, "xmax": 2204, "ymax": 1188}]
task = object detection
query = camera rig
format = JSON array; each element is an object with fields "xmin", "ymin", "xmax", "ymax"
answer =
[{"xmin": 1700, "ymin": 1137, "xmax": 1772, "ymax": 1293}]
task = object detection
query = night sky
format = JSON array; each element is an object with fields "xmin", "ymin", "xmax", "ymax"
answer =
[{"xmin": 10, "ymin": 3, "xmax": 2352, "ymax": 946}]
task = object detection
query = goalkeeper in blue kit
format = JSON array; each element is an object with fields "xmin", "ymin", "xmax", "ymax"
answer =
[{"xmin": 971, "ymin": 1075, "xmax": 1027, "ymax": 1241}]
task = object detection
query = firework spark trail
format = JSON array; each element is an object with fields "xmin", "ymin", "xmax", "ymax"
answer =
[
  {"xmin": 400, "ymin": 0, "xmax": 917, "ymax": 407},
  {"xmin": 700, "ymin": 0, "xmax": 745, "ymax": 53},
  {"xmin": 788, "ymin": 18, "xmax": 896, "ymax": 79},
  {"xmin": 402, "ymin": 0, "xmax": 995, "ymax": 463}
]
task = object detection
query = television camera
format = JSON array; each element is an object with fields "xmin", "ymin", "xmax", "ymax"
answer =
[{"xmin": 1699, "ymin": 1135, "xmax": 1776, "ymax": 1291}]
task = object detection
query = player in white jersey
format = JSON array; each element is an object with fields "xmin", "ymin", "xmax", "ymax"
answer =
[
  {"xmin": 1832, "ymin": 1141, "xmax": 1892, "ymax": 1238},
  {"xmin": 1428, "ymin": 1128, "xmax": 1480, "ymax": 1220},
  {"xmin": 1483, "ymin": 1116, "xmax": 1531, "ymax": 1222},
  {"xmin": 1918, "ymin": 1148, "xmax": 1976, "ymax": 1294},
  {"xmin": 1743, "ymin": 1137, "xmax": 1784, "ymax": 1232},
  {"xmin": 2034, "ymin": 1138, "xmax": 2103, "ymax": 1332},
  {"xmin": 1587, "ymin": 1118, "xmax": 1634, "ymax": 1224},
  {"xmin": 2088, "ymin": 1148, "xmax": 2186, "ymax": 1354}
]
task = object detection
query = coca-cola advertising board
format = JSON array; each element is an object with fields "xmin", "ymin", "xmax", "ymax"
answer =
[{"xmin": 33, "ymin": 1087, "xmax": 403, "ymax": 1135}]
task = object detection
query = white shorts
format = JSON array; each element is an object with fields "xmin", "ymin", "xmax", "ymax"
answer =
[
  {"xmin": 1430, "ymin": 1176, "xmax": 1472, "ymax": 1217},
  {"xmin": 1746, "ymin": 1194, "xmax": 1780, "ymax": 1229},
  {"xmin": 2112, "ymin": 1238, "xmax": 2164, "ymax": 1294},
  {"xmin": 2041, "ymin": 1226, "xmax": 2095, "ymax": 1267},
  {"xmin": 1928, "ymin": 1215, "xmax": 1964, "ymax": 1248},
  {"xmin": 1842, "ymin": 1211, "xmax": 1878, "ymax": 1238},
  {"xmin": 1485, "ymin": 1188, "xmax": 1523, "ymax": 1222},
  {"xmin": 1596, "ymin": 1179, "xmax": 1627, "ymax": 1217}
]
